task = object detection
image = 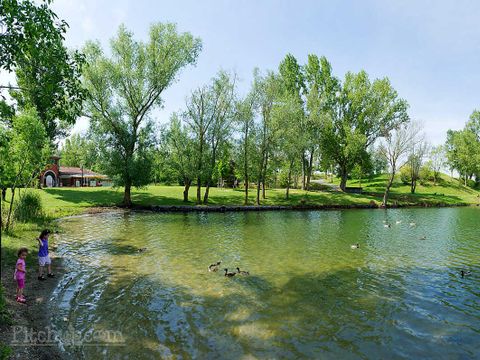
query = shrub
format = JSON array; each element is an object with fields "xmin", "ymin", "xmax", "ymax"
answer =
[
  {"xmin": 399, "ymin": 165, "xmax": 412, "ymax": 185},
  {"xmin": 14, "ymin": 191, "xmax": 43, "ymax": 222}
]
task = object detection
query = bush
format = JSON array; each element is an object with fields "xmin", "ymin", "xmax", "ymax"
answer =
[
  {"xmin": 399, "ymin": 165, "xmax": 411, "ymax": 185},
  {"xmin": 14, "ymin": 191, "xmax": 43, "ymax": 222}
]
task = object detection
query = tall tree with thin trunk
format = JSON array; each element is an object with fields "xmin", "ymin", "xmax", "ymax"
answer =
[
  {"xmin": 82, "ymin": 23, "xmax": 201, "ymax": 207},
  {"xmin": 380, "ymin": 121, "xmax": 420, "ymax": 207}
]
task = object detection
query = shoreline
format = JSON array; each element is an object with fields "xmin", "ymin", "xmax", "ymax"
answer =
[
  {"xmin": 0, "ymin": 247, "xmax": 65, "ymax": 360},
  {"xmin": 125, "ymin": 201, "xmax": 472, "ymax": 213}
]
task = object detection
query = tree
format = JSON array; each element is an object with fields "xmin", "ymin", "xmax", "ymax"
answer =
[
  {"xmin": 82, "ymin": 23, "xmax": 201, "ymax": 206},
  {"xmin": 161, "ymin": 113, "xmax": 196, "ymax": 202},
  {"xmin": 236, "ymin": 87, "xmax": 257, "ymax": 205},
  {"xmin": 380, "ymin": 121, "xmax": 420, "ymax": 207},
  {"xmin": 279, "ymin": 54, "xmax": 308, "ymax": 190},
  {"xmin": 60, "ymin": 133, "xmax": 99, "ymax": 170},
  {"xmin": 251, "ymin": 70, "xmax": 280, "ymax": 205},
  {"xmin": 408, "ymin": 136, "xmax": 428, "ymax": 193},
  {"xmin": 202, "ymin": 72, "xmax": 236, "ymax": 204},
  {"xmin": 304, "ymin": 55, "xmax": 338, "ymax": 189},
  {"xmin": 321, "ymin": 71, "xmax": 409, "ymax": 191},
  {"xmin": 0, "ymin": 108, "xmax": 48, "ymax": 230},
  {"xmin": 445, "ymin": 129, "xmax": 480, "ymax": 186},
  {"xmin": 184, "ymin": 71, "xmax": 236, "ymax": 204},
  {"xmin": 429, "ymin": 145, "xmax": 445, "ymax": 185},
  {"xmin": 1, "ymin": 0, "xmax": 86, "ymax": 143}
]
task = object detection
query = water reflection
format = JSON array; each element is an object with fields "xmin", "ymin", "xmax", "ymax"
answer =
[{"xmin": 51, "ymin": 208, "xmax": 480, "ymax": 359}]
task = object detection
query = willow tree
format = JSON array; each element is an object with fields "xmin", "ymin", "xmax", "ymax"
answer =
[{"xmin": 82, "ymin": 23, "xmax": 201, "ymax": 206}]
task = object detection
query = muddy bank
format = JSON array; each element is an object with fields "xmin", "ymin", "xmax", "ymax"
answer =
[{"xmin": 0, "ymin": 248, "xmax": 65, "ymax": 359}]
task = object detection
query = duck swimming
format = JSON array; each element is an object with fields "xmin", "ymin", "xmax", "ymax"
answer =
[
  {"xmin": 409, "ymin": 222, "xmax": 416, "ymax": 227},
  {"xmin": 236, "ymin": 267, "xmax": 250, "ymax": 276},
  {"xmin": 384, "ymin": 224, "xmax": 391, "ymax": 228},
  {"xmin": 351, "ymin": 243, "xmax": 360, "ymax": 249},
  {"xmin": 208, "ymin": 261, "xmax": 221, "ymax": 272},
  {"xmin": 224, "ymin": 268, "xmax": 236, "ymax": 277},
  {"xmin": 461, "ymin": 270, "xmax": 471, "ymax": 278}
]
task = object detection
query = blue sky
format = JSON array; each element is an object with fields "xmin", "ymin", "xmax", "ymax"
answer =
[{"xmin": 36, "ymin": 1, "xmax": 480, "ymax": 143}]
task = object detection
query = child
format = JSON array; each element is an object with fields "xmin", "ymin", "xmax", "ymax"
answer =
[
  {"xmin": 14, "ymin": 247, "xmax": 28, "ymax": 303},
  {"xmin": 37, "ymin": 229, "xmax": 54, "ymax": 281}
]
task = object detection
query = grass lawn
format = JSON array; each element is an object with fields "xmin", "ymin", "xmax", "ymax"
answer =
[{"xmin": 1, "ymin": 173, "xmax": 476, "ymax": 221}]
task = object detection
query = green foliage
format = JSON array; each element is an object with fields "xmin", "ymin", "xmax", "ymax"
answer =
[
  {"xmin": 82, "ymin": 23, "xmax": 201, "ymax": 206},
  {"xmin": 60, "ymin": 133, "xmax": 100, "ymax": 171},
  {"xmin": 14, "ymin": 190, "xmax": 44, "ymax": 222},
  {"xmin": 0, "ymin": 108, "xmax": 49, "ymax": 188},
  {"xmin": 445, "ymin": 128, "xmax": 480, "ymax": 185},
  {"xmin": 1, "ymin": 0, "xmax": 86, "ymax": 142}
]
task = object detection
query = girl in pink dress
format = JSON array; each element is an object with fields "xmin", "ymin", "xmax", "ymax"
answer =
[{"xmin": 14, "ymin": 247, "xmax": 28, "ymax": 303}]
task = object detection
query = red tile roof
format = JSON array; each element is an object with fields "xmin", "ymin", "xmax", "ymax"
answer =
[{"xmin": 59, "ymin": 167, "xmax": 104, "ymax": 177}]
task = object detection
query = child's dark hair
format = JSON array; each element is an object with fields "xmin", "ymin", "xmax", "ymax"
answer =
[
  {"xmin": 39, "ymin": 229, "xmax": 51, "ymax": 239},
  {"xmin": 17, "ymin": 247, "xmax": 28, "ymax": 257}
]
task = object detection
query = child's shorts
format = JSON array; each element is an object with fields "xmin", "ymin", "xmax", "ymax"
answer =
[
  {"xmin": 38, "ymin": 255, "xmax": 51, "ymax": 267},
  {"xmin": 16, "ymin": 278, "xmax": 25, "ymax": 289}
]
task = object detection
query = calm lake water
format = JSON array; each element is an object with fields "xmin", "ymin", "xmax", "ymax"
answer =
[{"xmin": 51, "ymin": 208, "xmax": 480, "ymax": 359}]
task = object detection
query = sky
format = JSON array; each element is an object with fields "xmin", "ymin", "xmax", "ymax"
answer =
[{"xmin": 7, "ymin": 0, "xmax": 480, "ymax": 144}]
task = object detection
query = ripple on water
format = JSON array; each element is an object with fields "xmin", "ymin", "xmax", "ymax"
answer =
[{"xmin": 51, "ymin": 208, "xmax": 480, "ymax": 359}]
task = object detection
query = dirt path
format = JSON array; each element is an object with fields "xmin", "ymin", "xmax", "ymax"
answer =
[{"xmin": 0, "ymin": 250, "xmax": 65, "ymax": 359}]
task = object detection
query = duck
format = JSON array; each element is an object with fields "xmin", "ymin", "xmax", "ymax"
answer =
[
  {"xmin": 396, "ymin": 220, "xmax": 402, "ymax": 225},
  {"xmin": 224, "ymin": 268, "xmax": 236, "ymax": 277},
  {"xmin": 351, "ymin": 243, "xmax": 360, "ymax": 249},
  {"xmin": 461, "ymin": 270, "xmax": 471, "ymax": 278},
  {"xmin": 208, "ymin": 261, "xmax": 221, "ymax": 272},
  {"xmin": 236, "ymin": 267, "xmax": 250, "ymax": 276},
  {"xmin": 419, "ymin": 236, "xmax": 426, "ymax": 240},
  {"xmin": 137, "ymin": 247, "xmax": 147, "ymax": 253},
  {"xmin": 384, "ymin": 224, "xmax": 391, "ymax": 228},
  {"xmin": 409, "ymin": 222, "xmax": 416, "ymax": 227}
]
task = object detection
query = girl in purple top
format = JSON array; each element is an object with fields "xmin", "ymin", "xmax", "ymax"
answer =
[
  {"xmin": 37, "ymin": 229, "xmax": 54, "ymax": 281},
  {"xmin": 14, "ymin": 247, "xmax": 28, "ymax": 303}
]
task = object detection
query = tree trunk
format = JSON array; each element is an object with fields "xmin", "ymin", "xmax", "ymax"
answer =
[
  {"xmin": 243, "ymin": 123, "xmax": 249, "ymax": 205},
  {"xmin": 1, "ymin": 188, "xmax": 5, "ymax": 201},
  {"xmin": 123, "ymin": 181, "xmax": 132, "ymax": 207},
  {"xmin": 286, "ymin": 159, "xmax": 293, "ymax": 200},
  {"xmin": 203, "ymin": 183, "xmax": 211, "ymax": 204},
  {"xmin": 261, "ymin": 153, "xmax": 268, "ymax": 199},
  {"xmin": 5, "ymin": 187, "xmax": 15, "ymax": 231},
  {"xmin": 244, "ymin": 176, "xmax": 249, "ymax": 205},
  {"xmin": 339, "ymin": 166, "xmax": 348, "ymax": 192},
  {"xmin": 306, "ymin": 149, "xmax": 314, "ymax": 190},
  {"xmin": 382, "ymin": 171, "xmax": 396, "ymax": 207},
  {"xmin": 256, "ymin": 179, "xmax": 261, "ymax": 205},
  {"xmin": 301, "ymin": 151, "xmax": 306, "ymax": 190},
  {"xmin": 410, "ymin": 177, "xmax": 417, "ymax": 194},
  {"xmin": 183, "ymin": 179, "xmax": 191, "ymax": 202}
]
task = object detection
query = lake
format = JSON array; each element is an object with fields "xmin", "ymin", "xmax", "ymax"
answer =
[{"xmin": 51, "ymin": 208, "xmax": 480, "ymax": 359}]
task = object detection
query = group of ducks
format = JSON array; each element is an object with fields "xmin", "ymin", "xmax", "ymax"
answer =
[
  {"xmin": 349, "ymin": 220, "xmax": 473, "ymax": 279},
  {"xmin": 208, "ymin": 261, "xmax": 250, "ymax": 277}
]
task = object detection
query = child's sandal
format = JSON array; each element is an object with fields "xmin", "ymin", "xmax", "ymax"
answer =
[
  {"xmin": 47, "ymin": 273, "xmax": 55, "ymax": 278},
  {"xmin": 16, "ymin": 297, "xmax": 26, "ymax": 304},
  {"xmin": 38, "ymin": 275, "xmax": 46, "ymax": 281}
]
